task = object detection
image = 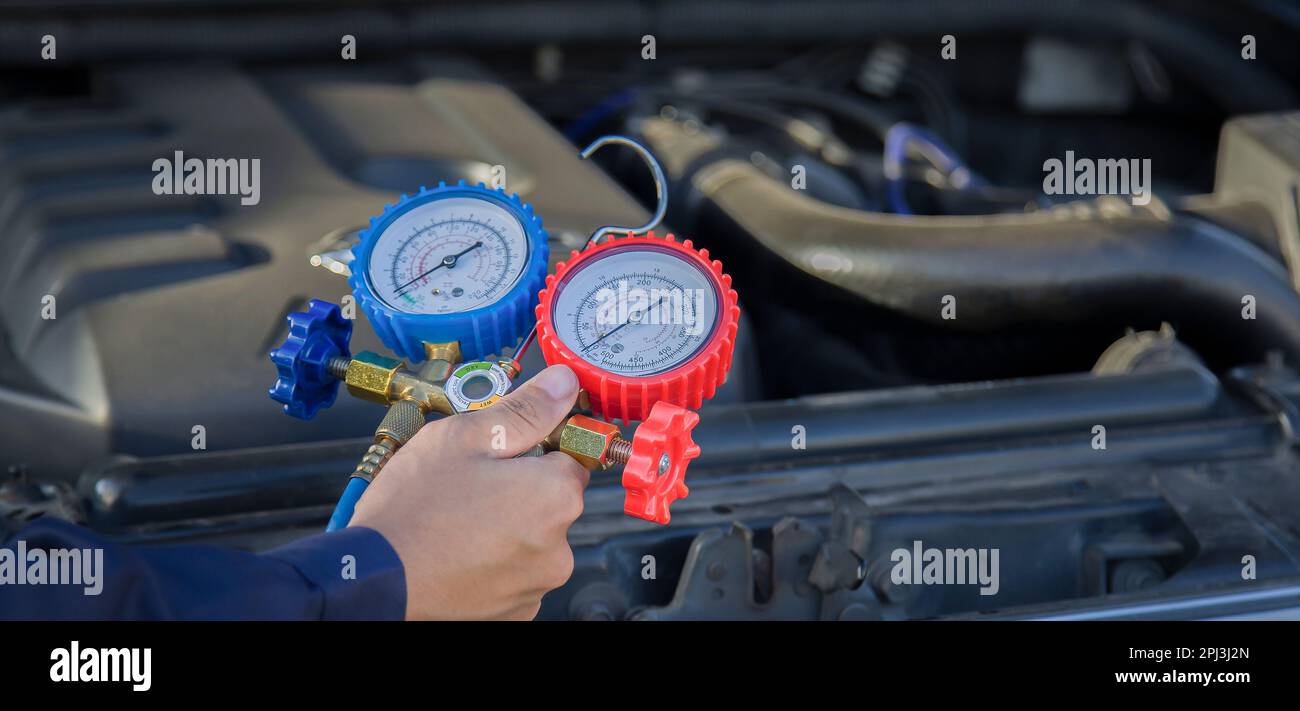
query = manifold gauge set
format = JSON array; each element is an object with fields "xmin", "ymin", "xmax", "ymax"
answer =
[{"xmin": 268, "ymin": 136, "xmax": 739, "ymax": 530}]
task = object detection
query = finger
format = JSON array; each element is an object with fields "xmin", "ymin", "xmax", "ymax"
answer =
[
  {"xmin": 455, "ymin": 365, "xmax": 579, "ymax": 458},
  {"xmin": 505, "ymin": 452, "xmax": 588, "ymax": 522},
  {"xmin": 534, "ymin": 450, "xmax": 591, "ymax": 491}
]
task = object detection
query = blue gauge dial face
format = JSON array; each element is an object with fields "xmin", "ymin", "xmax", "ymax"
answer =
[{"xmin": 367, "ymin": 197, "xmax": 530, "ymax": 315}]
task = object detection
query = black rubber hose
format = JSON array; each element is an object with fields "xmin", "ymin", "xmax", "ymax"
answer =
[
  {"xmin": 685, "ymin": 158, "xmax": 1300, "ymax": 365},
  {"xmin": 84, "ymin": 362, "xmax": 1224, "ymax": 527},
  {"xmin": 0, "ymin": 0, "xmax": 1293, "ymax": 112}
]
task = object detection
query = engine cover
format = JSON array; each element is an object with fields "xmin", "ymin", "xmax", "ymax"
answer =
[{"xmin": 0, "ymin": 61, "xmax": 676, "ymax": 479}]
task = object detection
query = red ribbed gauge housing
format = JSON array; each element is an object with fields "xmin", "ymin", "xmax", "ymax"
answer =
[{"xmin": 535, "ymin": 232, "xmax": 740, "ymax": 423}]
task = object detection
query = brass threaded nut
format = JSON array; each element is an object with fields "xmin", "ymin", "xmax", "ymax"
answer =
[
  {"xmin": 558, "ymin": 415, "xmax": 621, "ymax": 471},
  {"xmin": 346, "ymin": 351, "xmax": 404, "ymax": 404}
]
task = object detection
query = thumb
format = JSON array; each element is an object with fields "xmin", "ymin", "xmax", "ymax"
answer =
[{"xmin": 456, "ymin": 364, "xmax": 579, "ymax": 457}]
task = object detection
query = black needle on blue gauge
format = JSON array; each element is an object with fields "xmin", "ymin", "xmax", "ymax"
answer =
[{"xmin": 393, "ymin": 241, "xmax": 482, "ymax": 296}]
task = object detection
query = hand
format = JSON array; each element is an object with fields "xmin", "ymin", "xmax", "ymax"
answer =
[{"xmin": 349, "ymin": 364, "xmax": 588, "ymax": 620}]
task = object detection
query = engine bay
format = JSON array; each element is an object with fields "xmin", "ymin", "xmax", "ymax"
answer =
[{"xmin": 3, "ymin": 0, "xmax": 1300, "ymax": 620}]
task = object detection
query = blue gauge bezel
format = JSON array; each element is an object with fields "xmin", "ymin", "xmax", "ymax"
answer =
[{"xmin": 348, "ymin": 181, "xmax": 549, "ymax": 362}]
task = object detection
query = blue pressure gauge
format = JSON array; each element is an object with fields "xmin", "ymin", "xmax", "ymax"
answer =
[{"xmin": 348, "ymin": 182, "xmax": 548, "ymax": 362}]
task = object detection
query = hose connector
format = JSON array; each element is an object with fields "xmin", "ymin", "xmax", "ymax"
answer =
[{"xmin": 350, "ymin": 399, "xmax": 426, "ymax": 482}]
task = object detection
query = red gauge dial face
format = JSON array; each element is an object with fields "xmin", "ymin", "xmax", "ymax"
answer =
[
  {"xmin": 536, "ymin": 233, "xmax": 740, "ymax": 423},
  {"xmin": 549, "ymin": 244, "xmax": 720, "ymax": 376}
]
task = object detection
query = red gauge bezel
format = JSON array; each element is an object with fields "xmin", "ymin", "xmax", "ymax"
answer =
[{"xmin": 535, "ymin": 231, "xmax": 740, "ymax": 423}]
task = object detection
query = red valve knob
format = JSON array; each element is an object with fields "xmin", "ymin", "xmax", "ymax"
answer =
[{"xmin": 622, "ymin": 401, "xmax": 702, "ymax": 524}]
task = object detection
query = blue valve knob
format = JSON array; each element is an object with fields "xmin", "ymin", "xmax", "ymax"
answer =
[{"xmin": 268, "ymin": 299, "xmax": 353, "ymax": 420}]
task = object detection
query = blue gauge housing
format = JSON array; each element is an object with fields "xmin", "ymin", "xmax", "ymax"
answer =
[{"xmin": 348, "ymin": 181, "xmax": 549, "ymax": 363}]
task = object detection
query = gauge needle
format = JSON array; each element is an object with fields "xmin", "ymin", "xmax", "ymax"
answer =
[
  {"xmin": 393, "ymin": 241, "xmax": 482, "ymax": 295},
  {"xmin": 582, "ymin": 297, "xmax": 665, "ymax": 352}
]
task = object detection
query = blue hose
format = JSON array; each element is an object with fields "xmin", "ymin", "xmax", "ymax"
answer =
[{"xmin": 326, "ymin": 477, "xmax": 370, "ymax": 532}]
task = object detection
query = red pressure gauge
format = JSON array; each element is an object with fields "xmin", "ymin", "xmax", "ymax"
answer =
[
  {"xmin": 536, "ymin": 232, "xmax": 739, "ymax": 421},
  {"xmin": 535, "ymin": 231, "xmax": 741, "ymax": 523}
]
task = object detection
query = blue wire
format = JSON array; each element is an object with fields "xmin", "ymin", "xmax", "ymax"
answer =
[
  {"xmin": 883, "ymin": 122, "xmax": 984, "ymax": 215},
  {"xmin": 326, "ymin": 477, "xmax": 370, "ymax": 532},
  {"xmin": 564, "ymin": 89, "xmax": 638, "ymax": 141},
  {"xmin": 561, "ymin": 87, "xmax": 637, "ymax": 140}
]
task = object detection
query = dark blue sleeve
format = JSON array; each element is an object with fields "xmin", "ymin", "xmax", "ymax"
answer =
[{"xmin": 0, "ymin": 517, "xmax": 405, "ymax": 620}]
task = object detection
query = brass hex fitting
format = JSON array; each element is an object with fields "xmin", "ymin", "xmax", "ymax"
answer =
[
  {"xmin": 422, "ymin": 340, "xmax": 461, "ymax": 365},
  {"xmin": 558, "ymin": 415, "xmax": 621, "ymax": 471},
  {"xmin": 419, "ymin": 341, "xmax": 462, "ymax": 382},
  {"xmin": 345, "ymin": 352, "xmax": 404, "ymax": 404}
]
